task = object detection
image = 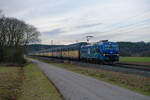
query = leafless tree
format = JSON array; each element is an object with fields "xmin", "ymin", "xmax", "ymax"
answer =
[
  {"xmin": 24, "ymin": 24, "xmax": 40, "ymax": 46},
  {"xmin": 0, "ymin": 10, "xmax": 40, "ymax": 63},
  {"xmin": 0, "ymin": 17, "xmax": 40, "ymax": 47},
  {"xmin": 0, "ymin": 10, "xmax": 5, "ymax": 48}
]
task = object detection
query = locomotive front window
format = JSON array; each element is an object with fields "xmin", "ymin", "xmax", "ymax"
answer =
[{"xmin": 104, "ymin": 44, "xmax": 118, "ymax": 50}]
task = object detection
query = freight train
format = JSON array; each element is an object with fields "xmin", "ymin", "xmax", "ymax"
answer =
[{"xmin": 31, "ymin": 40, "xmax": 119, "ymax": 64}]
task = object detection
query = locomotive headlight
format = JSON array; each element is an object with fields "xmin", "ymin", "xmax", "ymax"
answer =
[{"xmin": 116, "ymin": 54, "xmax": 119, "ymax": 56}]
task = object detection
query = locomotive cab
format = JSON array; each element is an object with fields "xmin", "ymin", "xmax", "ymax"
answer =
[
  {"xmin": 100, "ymin": 41, "xmax": 119, "ymax": 63},
  {"xmin": 80, "ymin": 40, "xmax": 119, "ymax": 64}
]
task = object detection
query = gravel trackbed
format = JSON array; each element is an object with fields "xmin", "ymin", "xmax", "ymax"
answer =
[{"xmin": 29, "ymin": 58, "xmax": 150, "ymax": 100}]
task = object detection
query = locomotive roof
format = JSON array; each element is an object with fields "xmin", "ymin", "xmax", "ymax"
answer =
[
  {"xmin": 81, "ymin": 41, "xmax": 117, "ymax": 48},
  {"xmin": 36, "ymin": 42, "xmax": 88, "ymax": 52}
]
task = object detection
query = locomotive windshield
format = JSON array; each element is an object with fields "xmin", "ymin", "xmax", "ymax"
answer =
[{"xmin": 104, "ymin": 43, "xmax": 118, "ymax": 50}]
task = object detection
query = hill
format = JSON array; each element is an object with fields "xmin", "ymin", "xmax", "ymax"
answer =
[
  {"xmin": 27, "ymin": 44, "xmax": 64, "ymax": 53},
  {"xmin": 118, "ymin": 42, "xmax": 150, "ymax": 57}
]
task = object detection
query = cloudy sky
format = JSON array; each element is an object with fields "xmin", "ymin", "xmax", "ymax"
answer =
[{"xmin": 1, "ymin": 0, "xmax": 150, "ymax": 44}]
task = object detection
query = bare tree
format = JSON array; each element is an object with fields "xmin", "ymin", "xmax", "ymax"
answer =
[
  {"xmin": 24, "ymin": 25, "xmax": 40, "ymax": 46},
  {"xmin": 0, "ymin": 17, "xmax": 40, "ymax": 47},
  {"xmin": 0, "ymin": 10, "xmax": 40, "ymax": 63},
  {"xmin": 0, "ymin": 10, "xmax": 5, "ymax": 48}
]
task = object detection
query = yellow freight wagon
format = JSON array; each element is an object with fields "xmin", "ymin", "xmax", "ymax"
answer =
[
  {"xmin": 53, "ymin": 52, "xmax": 56, "ymax": 57},
  {"xmin": 55, "ymin": 51, "xmax": 59, "ymax": 57},
  {"xmin": 62, "ymin": 51, "xmax": 69, "ymax": 58},
  {"xmin": 45, "ymin": 52, "xmax": 49, "ymax": 56},
  {"xmin": 40, "ymin": 52, "xmax": 43, "ymax": 56},
  {"xmin": 43, "ymin": 52, "xmax": 46, "ymax": 56},
  {"xmin": 56, "ymin": 51, "xmax": 59, "ymax": 57},
  {"xmin": 48, "ymin": 52, "xmax": 52, "ymax": 57},
  {"xmin": 42, "ymin": 52, "xmax": 45, "ymax": 56},
  {"xmin": 53, "ymin": 51, "xmax": 60, "ymax": 57},
  {"xmin": 61, "ymin": 51, "xmax": 65, "ymax": 57},
  {"xmin": 68, "ymin": 50, "xmax": 79, "ymax": 59},
  {"xmin": 66, "ymin": 51, "xmax": 69, "ymax": 58},
  {"xmin": 57, "ymin": 51, "xmax": 62, "ymax": 57}
]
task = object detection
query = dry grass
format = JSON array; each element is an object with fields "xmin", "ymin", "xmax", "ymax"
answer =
[
  {"xmin": 19, "ymin": 63, "xmax": 63, "ymax": 100},
  {"xmin": 0, "ymin": 66, "xmax": 24, "ymax": 100},
  {"xmin": 0, "ymin": 63, "xmax": 63, "ymax": 100}
]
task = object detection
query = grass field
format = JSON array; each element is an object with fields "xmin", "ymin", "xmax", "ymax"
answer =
[
  {"xmin": 37, "ymin": 58, "xmax": 150, "ymax": 96},
  {"xmin": 0, "ymin": 63, "xmax": 63, "ymax": 100},
  {"xmin": 19, "ymin": 63, "xmax": 63, "ymax": 100},
  {"xmin": 119, "ymin": 57, "xmax": 150, "ymax": 63},
  {"xmin": 0, "ymin": 66, "xmax": 23, "ymax": 100}
]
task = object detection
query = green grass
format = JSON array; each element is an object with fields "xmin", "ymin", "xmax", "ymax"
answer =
[
  {"xmin": 119, "ymin": 57, "xmax": 150, "ymax": 63},
  {"xmin": 37, "ymin": 58, "xmax": 150, "ymax": 96},
  {"xmin": 19, "ymin": 63, "xmax": 63, "ymax": 100},
  {"xmin": 0, "ymin": 63, "xmax": 63, "ymax": 100}
]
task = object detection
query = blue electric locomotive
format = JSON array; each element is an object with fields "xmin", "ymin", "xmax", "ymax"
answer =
[{"xmin": 80, "ymin": 40, "xmax": 119, "ymax": 63}]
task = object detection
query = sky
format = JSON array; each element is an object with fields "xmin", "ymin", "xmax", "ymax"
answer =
[{"xmin": 0, "ymin": 0, "xmax": 150, "ymax": 44}]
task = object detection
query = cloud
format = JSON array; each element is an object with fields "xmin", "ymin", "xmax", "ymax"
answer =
[
  {"xmin": 43, "ymin": 28, "xmax": 65, "ymax": 36},
  {"xmin": 1, "ymin": 0, "xmax": 150, "ymax": 44},
  {"xmin": 76, "ymin": 22, "xmax": 102, "ymax": 29}
]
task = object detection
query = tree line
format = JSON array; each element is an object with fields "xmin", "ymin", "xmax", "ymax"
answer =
[
  {"xmin": 118, "ymin": 41, "xmax": 150, "ymax": 57},
  {"xmin": 0, "ymin": 10, "xmax": 40, "ymax": 64}
]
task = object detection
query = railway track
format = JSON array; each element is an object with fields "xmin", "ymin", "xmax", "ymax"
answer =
[
  {"xmin": 114, "ymin": 63, "xmax": 150, "ymax": 72},
  {"xmin": 29, "ymin": 56, "xmax": 150, "ymax": 77}
]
